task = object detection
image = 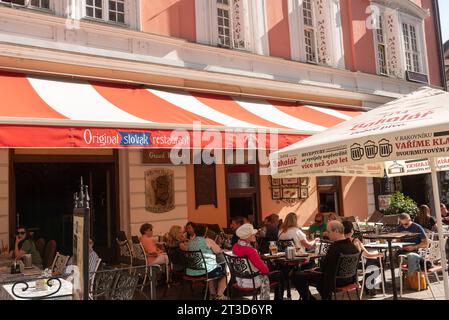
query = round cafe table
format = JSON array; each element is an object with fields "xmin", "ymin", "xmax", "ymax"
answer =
[{"xmin": 363, "ymin": 232, "xmax": 419, "ymax": 300}]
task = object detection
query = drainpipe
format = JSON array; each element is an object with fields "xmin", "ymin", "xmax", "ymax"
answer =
[{"xmin": 432, "ymin": 0, "xmax": 448, "ymax": 91}]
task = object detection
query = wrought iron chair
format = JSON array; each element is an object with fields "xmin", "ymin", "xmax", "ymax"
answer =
[
  {"xmin": 224, "ymin": 252, "xmax": 279, "ymax": 300},
  {"xmin": 276, "ymin": 238, "xmax": 300, "ymax": 299},
  {"xmin": 89, "ymin": 266, "xmax": 142, "ymax": 300},
  {"xmin": 116, "ymin": 232, "xmax": 133, "ymax": 267},
  {"xmin": 130, "ymin": 237, "xmax": 161, "ymax": 293},
  {"xmin": 51, "ymin": 252, "xmax": 70, "ymax": 276},
  {"xmin": 399, "ymin": 240, "xmax": 443, "ymax": 299},
  {"xmin": 182, "ymin": 250, "xmax": 222, "ymax": 300},
  {"xmin": 331, "ymin": 252, "xmax": 362, "ymax": 300},
  {"xmin": 277, "ymin": 239, "xmax": 295, "ymax": 252},
  {"xmin": 359, "ymin": 255, "xmax": 386, "ymax": 299}
]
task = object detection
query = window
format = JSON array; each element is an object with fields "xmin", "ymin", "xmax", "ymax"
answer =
[
  {"xmin": 85, "ymin": 0, "xmax": 125, "ymax": 24},
  {"xmin": 375, "ymin": 15, "xmax": 388, "ymax": 75},
  {"xmin": 402, "ymin": 22, "xmax": 421, "ymax": 73},
  {"xmin": 216, "ymin": 0, "xmax": 245, "ymax": 50},
  {"xmin": 302, "ymin": 0, "xmax": 317, "ymax": 63},
  {"xmin": 30, "ymin": 0, "xmax": 49, "ymax": 9},
  {"xmin": 0, "ymin": 0, "xmax": 49, "ymax": 9}
]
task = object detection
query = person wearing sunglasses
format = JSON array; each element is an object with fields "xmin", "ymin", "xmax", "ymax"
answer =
[
  {"xmin": 11, "ymin": 226, "xmax": 42, "ymax": 269},
  {"xmin": 308, "ymin": 213, "xmax": 327, "ymax": 239}
]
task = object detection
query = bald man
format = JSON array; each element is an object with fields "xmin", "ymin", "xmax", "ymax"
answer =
[{"xmin": 291, "ymin": 220, "xmax": 359, "ymax": 300}]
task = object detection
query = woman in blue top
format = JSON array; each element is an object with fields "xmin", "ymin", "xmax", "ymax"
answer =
[{"xmin": 187, "ymin": 224, "xmax": 227, "ymax": 300}]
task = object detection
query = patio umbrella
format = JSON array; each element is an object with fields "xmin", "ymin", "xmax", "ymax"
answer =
[{"xmin": 270, "ymin": 87, "xmax": 449, "ymax": 299}]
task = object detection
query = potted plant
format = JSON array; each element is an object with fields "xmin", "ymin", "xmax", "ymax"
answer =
[{"xmin": 382, "ymin": 191, "xmax": 418, "ymax": 219}]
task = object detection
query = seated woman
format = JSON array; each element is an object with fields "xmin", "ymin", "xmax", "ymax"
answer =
[
  {"xmin": 140, "ymin": 223, "xmax": 169, "ymax": 268},
  {"xmin": 166, "ymin": 225, "xmax": 187, "ymax": 273},
  {"xmin": 279, "ymin": 212, "xmax": 318, "ymax": 253},
  {"xmin": 187, "ymin": 223, "xmax": 227, "ymax": 300},
  {"xmin": 342, "ymin": 221, "xmax": 384, "ymax": 295},
  {"xmin": 233, "ymin": 224, "xmax": 284, "ymax": 300},
  {"xmin": 414, "ymin": 205, "xmax": 436, "ymax": 231},
  {"xmin": 11, "ymin": 226, "xmax": 42, "ymax": 269}
]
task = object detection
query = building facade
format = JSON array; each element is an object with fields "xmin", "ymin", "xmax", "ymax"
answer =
[{"xmin": 0, "ymin": 0, "xmax": 444, "ymax": 261}]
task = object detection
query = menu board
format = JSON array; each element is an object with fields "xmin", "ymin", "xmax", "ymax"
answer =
[
  {"xmin": 194, "ymin": 164, "xmax": 217, "ymax": 208},
  {"xmin": 73, "ymin": 208, "xmax": 89, "ymax": 300}
]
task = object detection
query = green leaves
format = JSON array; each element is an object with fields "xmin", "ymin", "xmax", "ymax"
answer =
[{"xmin": 383, "ymin": 191, "xmax": 418, "ymax": 218}]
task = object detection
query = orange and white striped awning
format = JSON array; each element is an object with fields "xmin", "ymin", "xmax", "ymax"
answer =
[{"xmin": 0, "ymin": 71, "xmax": 361, "ymax": 149}]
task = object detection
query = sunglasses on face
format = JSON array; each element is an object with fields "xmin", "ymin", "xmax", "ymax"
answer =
[
  {"xmin": 17, "ymin": 231, "xmax": 25, "ymax": 235},
  {"xmin": 315, "ymin": 220, "xmax": 322, "ymax": 223}
]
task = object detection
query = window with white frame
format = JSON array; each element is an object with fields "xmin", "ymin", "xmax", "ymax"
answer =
[
  {"xmin": 375, "ymin": 15, "xmax": 388, "ymax": 75},
  {"xmin": 84, "ymin": 0, "xmax": 125, "ymax": 24},
  {"xmin": 0, "ymin": 0, "xmax": 49, "ymax": 9},
  {"xmin": 216, "ymin": 0, "xmax": 246, "ymax": 50},
  {"xmin": 302, "ymin": 0, "xmax": 317, "ymax": 63},
  {"xmin": 402, "ymin": 22, "xmax": 421, "ymax": 73}
]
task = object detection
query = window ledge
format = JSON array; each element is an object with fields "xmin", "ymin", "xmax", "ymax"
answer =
[
  {"xmin": 371, "ymin": 0, "xmax": 429, "ymax": 20},
  {"xmin": 0, "ymin": 2, "xmax": 52, "ymax": 15},
  {"xmin": 81, "ymin": 17, "xmax": 129, "ymax": 29}
]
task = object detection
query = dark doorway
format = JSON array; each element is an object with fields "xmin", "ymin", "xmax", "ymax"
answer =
[
  {"xmin": 401, "ymin": 174, "xmax": 427, "ymax": 206},
  {"xmin": 229, "ymin": 194, "xmax": 257, "ymax": 222},
  {"xmin": 14, "ymin": 162, "xmax": 118, "ymax": 263},
  {"xmin": 225, "ymin": 164, "xmax": 261, "ymax": 227}
]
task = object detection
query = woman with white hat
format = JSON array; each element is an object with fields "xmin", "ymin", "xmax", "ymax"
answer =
[{"xmin": 232, "ymin": 224, "xmax": 284, "ymax": 300}]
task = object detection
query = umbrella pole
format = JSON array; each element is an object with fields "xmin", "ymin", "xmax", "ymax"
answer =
[{"xmin": 429, "ymin": 157, "xmax": 449, "ymax": 300}]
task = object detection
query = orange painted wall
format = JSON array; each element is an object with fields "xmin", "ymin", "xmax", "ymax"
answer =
[
  {"xmin": 341, "ymin": 177, "xmax": 369, "ymax": 220},
  {"xmin": 186, "ymin": 164, "xmax": 228, "ymax": 228},
  {"xmin": 340, "ymin": 0, "xmax": 377, "ymax": 73},
  {"xmin": 140, "ymin": 0, "xmax": 196, "ymax": 42},
  {"xmin": 420, "ymin": 0, "xmax": 443, "ymax": 87},
  {"xmin": 266, "ymin": 0, "xmax": 291, "ymax": 60},
  {"xmin": 340, "ymin": 0, "xmax": 355, "ymax": 71}
]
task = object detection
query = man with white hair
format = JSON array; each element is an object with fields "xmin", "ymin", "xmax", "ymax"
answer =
[{"xmin": 291, "ymin": 220, "xmax": 359, "ymax": 300}]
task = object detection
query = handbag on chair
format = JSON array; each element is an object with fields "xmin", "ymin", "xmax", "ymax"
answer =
[{"xmin": 407, "ymin": 271, "xmax": 427, "ymax": 291}]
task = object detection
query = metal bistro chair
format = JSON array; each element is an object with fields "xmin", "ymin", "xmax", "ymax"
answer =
[
  {"xmin": 359, "ymin": 255, "xmax": 386, "ymax": 299},
  {"xmin": 331, "ymin": 252, "xmax": 362, "ymax": 300},
  {"xmin": 90, "ymin": 266, "xmax": 141, "ymax": 300},
  {"xmin": 51, "ymin": 252, "xmax": 70, "ymax": 276},
  {"xmin": 399, "ymin": 240, "xmax": 443, "ymax": 299},
  {"xmin": 182, "ymin": 250, "xmax": 222, "ymax": 300},
  {"xmin": 131, "ymin": 236, "xmax": 161, "ymax": 296},
  {"xmin": 276, "ymin": 239, "xmax": 299, "ymax": 300},
  {"xmin": 116, "ymin": 232, "xmax": 133, "ymax": 267},
  {"xmin": 224, "ymin": 252, "xmax": 280, "ymax": 300}
]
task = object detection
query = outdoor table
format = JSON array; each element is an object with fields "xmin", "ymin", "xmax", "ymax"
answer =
[
  {"xmin": 261, "ymin": 252, "xmax": 324, "ymax": 300},
  {"xmin": 0, "ymin": 278, "xmax": 72, "ymax": 300},
  {"xmin": 363, "ymin": 232, "xmax": 419, "ymax": 300}
]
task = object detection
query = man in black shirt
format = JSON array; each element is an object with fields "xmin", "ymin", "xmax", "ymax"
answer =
[
  {"xmin": 291, "ymin": 220, "xmax": 359, "ymax": 300},
  {"xmin": 230, "ymin": 216, "xmax": 246, "ymax": 246},
  {"xmin": 258, "ymin": 214, "xmax": 280, "ymax": 254}
]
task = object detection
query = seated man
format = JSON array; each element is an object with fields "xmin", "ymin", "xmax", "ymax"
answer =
[
  {"xmin": 308, "ymin": 213, "xmax": 327, "ymax": 239},
  {"xmin": 291, "ymin": 221, "xmax": 359, "ymax": 300},
  {"xmin": 397, "ymin": 213, "xmax": 428, "ymax": 274},
  {"xmin": 230, "ymin": 216, "xmax": 247, "ymax": 246},
  {"xmin": 397, "ymin": 213, "xmax": 428, "ymax": 254},
  {"xmin": 258, "ymin": 213, "xmax": 280, "ymax": 254}
]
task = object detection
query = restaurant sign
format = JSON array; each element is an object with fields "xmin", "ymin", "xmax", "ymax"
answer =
[{"xmin": 142, "ymin": 149, "xmax": 172, "ymax": 164}]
